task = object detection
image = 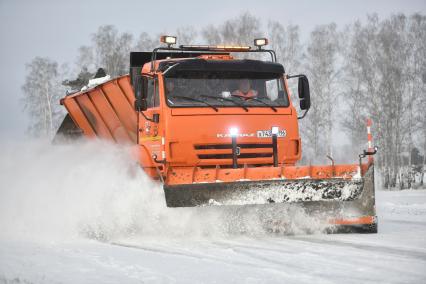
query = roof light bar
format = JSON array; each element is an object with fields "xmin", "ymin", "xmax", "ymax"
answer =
[
  {"xmin": 160, "ymin": 35, "xmax": 177, "ymax": 47},
  {"xmin": 179, "ymin": 45, "xmax": 251, "ymax": 51}
]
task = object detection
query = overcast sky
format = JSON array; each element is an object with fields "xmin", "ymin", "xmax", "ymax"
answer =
[{"xmin": 0, "ymin": 0, "xmax": 425, "ymax": 139}]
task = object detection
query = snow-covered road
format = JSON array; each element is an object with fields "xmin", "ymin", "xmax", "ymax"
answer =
[
  {"xmin": 1, "ymin": 190, "xmax": 425, "ymax": 283},
  {"xmin": 0, "ymin": 141, "xmax": 425, "ymax": 283}
]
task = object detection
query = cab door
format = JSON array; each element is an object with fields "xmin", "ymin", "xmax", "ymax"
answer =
[{"xmin": 138, "ymin": 76, "xmax": 163, "ymax": 170}]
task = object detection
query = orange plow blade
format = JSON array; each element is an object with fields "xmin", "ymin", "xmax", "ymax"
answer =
[{"xmin": 164, "ymin": 163, "xmax": 377, "ymax": 233}]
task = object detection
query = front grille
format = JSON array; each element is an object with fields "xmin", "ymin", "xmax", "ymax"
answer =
[
  {"xmin": 194, "ymin": 143, "xmax": 273, "ymax": 165},
  {"xmin": 198, "ymin": 153, "xmax": 272, "ymax": 159},
  {"xmin": 195, "ymin": 143, "xmax": 272, "ymax": 150}
]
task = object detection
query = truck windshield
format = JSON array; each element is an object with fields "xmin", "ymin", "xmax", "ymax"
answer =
[{"xmin": 164, "ymin": 73, "xmax": 289, "ymax": 109}]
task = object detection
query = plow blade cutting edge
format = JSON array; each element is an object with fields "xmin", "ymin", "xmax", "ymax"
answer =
[{"xmin": 164, "ymin": 166, "xmax": 377, "ymax": 233}]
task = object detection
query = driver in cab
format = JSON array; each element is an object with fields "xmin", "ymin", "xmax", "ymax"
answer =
[
  {"xmin": 165, "ymin": 80, "xmax": 175, "ymax": 95},
  {"xmin": 232, "ymin": 79, "xmax": 258, "ymax": 99}
]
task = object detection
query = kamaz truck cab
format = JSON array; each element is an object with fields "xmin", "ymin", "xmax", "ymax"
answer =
[{"xmin": 130, "ymin": 38, "xmax": 310, "ymax": 178}]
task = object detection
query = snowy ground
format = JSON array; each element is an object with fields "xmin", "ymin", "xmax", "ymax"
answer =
[{"xmin": 0, "ymin": 141, "xmax": 425, "ymax": 284}]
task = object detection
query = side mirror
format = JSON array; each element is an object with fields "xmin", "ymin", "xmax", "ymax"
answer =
[
  {"xmin": 134, "ymin": 76, "xmax": 148, "ymax": 111},
  {"xmin": 298, "ymin": 76, "xmax": 310, "ymax": 110},
  {"xmin": 134, "ymin": 96, "xmax": 148, "ymax": 111},
  {"xmin": 152, "ymin": 113, "xmax": 160, "ymax": 123}
]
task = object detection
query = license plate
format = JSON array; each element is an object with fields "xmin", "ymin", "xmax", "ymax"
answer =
[{"xmin": 257, "ymin": 130, "xmax": 286, "ymax": 138}]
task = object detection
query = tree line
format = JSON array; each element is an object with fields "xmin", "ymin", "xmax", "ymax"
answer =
[{"xmin": 22, "ymin": 12, "xmax": 426, "ymax": 189}]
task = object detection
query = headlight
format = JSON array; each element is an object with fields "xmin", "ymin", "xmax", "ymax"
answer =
[
  {"xmin": 271, "ymin": 126, "xmax": 279, "ymax": 135},
  {"xmin": 160, "ymin": 35, "xmax": 177, "ymax": 46},
  {"xmin": 229, "ymin": 127, "xmax": 239, "ymax": 137},
  {"xmin": 254, "ymin": 38, "xmax": 268, "ymax": 47}
]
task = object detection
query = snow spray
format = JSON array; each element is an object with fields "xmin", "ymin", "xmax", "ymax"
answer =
[{"xmin": 0, "ymin": 139, "xmax": 327, "ymax": 242}]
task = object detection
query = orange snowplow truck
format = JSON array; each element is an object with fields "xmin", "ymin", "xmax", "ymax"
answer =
[{"xmin": 57, "ymin": 36, "xmax": 378, "ymax": 233}]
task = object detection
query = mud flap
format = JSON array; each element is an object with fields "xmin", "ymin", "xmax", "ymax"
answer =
[{"xmin": 329, "ymin": 222, "xmax": 378, "ymax": 234}]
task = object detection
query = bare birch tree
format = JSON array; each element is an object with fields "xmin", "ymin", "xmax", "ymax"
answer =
[
  {"xmin": 341, "ymin": 13, "xmax": 426, "ymax": 188},
  {"xmin": 76, "ymin": 45, "xmax": 96, "ymax": 72},
  {"xmin": 176, "ymin": 26, "xmax": 198, "ymax": 45},
  {"xmin": 267, "ymin": 21, "xmax": 302, "ymax": 74},
  {"xmin": 76, "ymin": 25, "xmax": 133, "ymax": 77},
  {"xmin": 202, "ymin": 24, "xmax": 221, "ymax": 45},
  {"xmin": 303, "ymin": 23, "xmax": 340, "ymax": 161},
  {"xmin": 407, "ymin": 14, "xmax": 426, "ymax": 186},
  {"xmin": 201, "ymin": 12, "xmax": 263, "ymax": 51},
  {"xmin": 267, "ymin": 21, "xmax": 303, "ymax": 123},
  {"xmin": 135, "ymin": 32, "xmax": 157, "ymax": 51},
  {"xmin": 22, "ymin": 57, "xmax": 65, "ymax": 138}
]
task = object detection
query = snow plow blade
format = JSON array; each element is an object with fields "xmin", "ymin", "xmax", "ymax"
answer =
[{"xmin": 164, "ymin": 165, "xmax": 377, "ymax": 231}]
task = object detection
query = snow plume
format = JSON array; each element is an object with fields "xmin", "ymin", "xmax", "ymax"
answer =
[
  {"xmin": 0, "ymin": 139, "xmax": 327, "ymax": 243},
  {"xmin": 0, "ymin": 139, "xmax": 158, "ymax": 241}
]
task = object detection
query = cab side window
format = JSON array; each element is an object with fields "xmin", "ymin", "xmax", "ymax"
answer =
[{"xmin": 146, "ymin": 77, "xmax": 160, "ymax": 108}]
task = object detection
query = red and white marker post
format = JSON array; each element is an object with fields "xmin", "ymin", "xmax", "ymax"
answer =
[{"xmin": 367, "ymin": 119, "xmax": 374, "ymax": 163}]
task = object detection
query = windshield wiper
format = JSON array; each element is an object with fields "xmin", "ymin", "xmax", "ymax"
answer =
[
  {"xmin": 168, "ymin": 95, "xmax": 219, "ymax": 112},
  {"xmin": 200, "ymin": 95, "xmax": 249, "ymax": 112},
  {"xmin": 231, "ymin": 94, "xmax": 277, "ymax": 112}
]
